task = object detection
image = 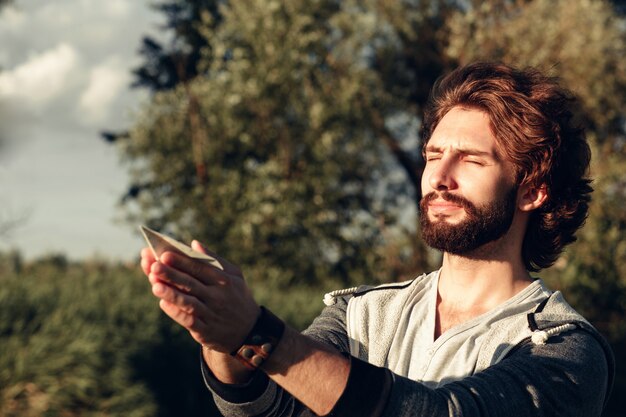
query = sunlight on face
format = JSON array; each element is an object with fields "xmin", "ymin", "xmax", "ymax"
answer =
[{"xmin": 420, "ymin": 107, "xmax": 519, "ymax": 253}]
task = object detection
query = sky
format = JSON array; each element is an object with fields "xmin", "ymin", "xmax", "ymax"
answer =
[{"xmin": 0, "ymin": 0, "xmax": 164, "ymax": 261}]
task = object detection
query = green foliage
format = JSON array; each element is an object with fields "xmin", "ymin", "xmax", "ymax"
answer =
[{"xmin": 0, "ymin": 253, "xmax": 218, "ymax": 417}]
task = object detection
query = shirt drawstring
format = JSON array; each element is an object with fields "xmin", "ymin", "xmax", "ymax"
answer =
[
  {"xmin": 323, "ymin": 287, "xmax": 360, "ymax": 306},
  {"xmin": 531, "ymin": 323, "xmax": 577, "ymax": 345}
]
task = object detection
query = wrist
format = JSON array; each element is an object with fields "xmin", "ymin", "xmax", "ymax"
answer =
[
  {"xmin": 200, "ymin": 348, "xmax": 271, "ymax": 403},
  {"xmin": 231, "ymin": 306, "xmax": 286, "ymax": 370},
  {"xmin": 202, "ymin": 347, "xmax": 255, "ymax": 384}
]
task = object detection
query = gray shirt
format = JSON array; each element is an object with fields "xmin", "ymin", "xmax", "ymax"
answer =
[
  {"xmin": 347, "ymin": 271, "xmax": 553, "ymax": 387},
  {"xmin": 203, "ymin": 272, "xmax": 614, "ymax": 417}
]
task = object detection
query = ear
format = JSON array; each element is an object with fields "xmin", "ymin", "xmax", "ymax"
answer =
[{"xmin": 517, "ymin": 183, "xmax": 548, "ymax": 212}]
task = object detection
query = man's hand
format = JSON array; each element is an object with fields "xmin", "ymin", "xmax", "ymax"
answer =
[
  {"xmin": 140, "ymin": 242, "xmax": 351, "ymax": 414},
  {"xmin": 140, "ymin": 241, "xmax": 258, "ymax": 383}
]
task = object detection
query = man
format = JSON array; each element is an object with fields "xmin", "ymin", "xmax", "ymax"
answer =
[{"xmin": 140, "ymin": 62, "xmax": 614, "ymax": 416}]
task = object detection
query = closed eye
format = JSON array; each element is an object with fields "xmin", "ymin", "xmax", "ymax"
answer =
[
  {"xmin": 463, "ymin": 155, "xmax": 486, "ymax": 165},
  {"xmin": 425, "ymin": 153, "xmax": 442, "ymax": 162}
]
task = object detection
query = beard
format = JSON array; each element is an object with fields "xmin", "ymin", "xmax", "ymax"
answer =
[{"xmin": 419, "ymin": 187, "xmax": 517, "ymax": 255}]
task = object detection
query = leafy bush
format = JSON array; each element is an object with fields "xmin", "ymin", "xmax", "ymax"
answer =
[{"xmin": 0, "ymin": 252, "xmax": 217, "ymax": 417}]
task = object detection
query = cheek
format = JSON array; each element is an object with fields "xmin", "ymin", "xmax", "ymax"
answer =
[
  {"xmin": 420, "ymin": 175, "xmax": 428, "ymax": 194},
  {"xmin": 420, "ymin": 167, "xmax": 433, "ymax": 195},
  {"xmin": 488, "ymin": 178, "xmax": 519, "ymax": 207},
  {"xmin": 458, "ymin": 174, "xmax": 505, "ymax": 204}
]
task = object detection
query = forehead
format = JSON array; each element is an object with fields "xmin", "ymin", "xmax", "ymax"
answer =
[{"xmin": 427, "ymin": 107, "xmax": 499, "ymax": 155}]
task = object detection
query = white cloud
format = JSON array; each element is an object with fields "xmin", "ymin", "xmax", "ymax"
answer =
[
  {"xmin": 0, "ymin": 0, "xmax": 165, "ymax": 260},
  {"xmin": 78, "ymin": 59, "xmax": 131, "ymax": 123},
  {"xmin": 0, "ymin": 43, "xmax": 80, "ymax": 107}
]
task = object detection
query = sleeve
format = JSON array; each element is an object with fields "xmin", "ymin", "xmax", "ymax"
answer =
[
  {"xmin": 201, "ymin": 296, "xmax": 352, "ymax": 417},
  {"xmin": 333, "ymin": 328, "xmax": 610, "ymax": 417}
]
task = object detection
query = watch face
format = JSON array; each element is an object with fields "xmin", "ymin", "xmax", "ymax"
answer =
[{"xmin": 139, "ymin": 225, "xmax": 224, "ymax": 270}]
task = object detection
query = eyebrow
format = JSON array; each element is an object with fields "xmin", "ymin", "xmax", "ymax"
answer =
[{"xmin": 424, "ymin": 144, "xmax": 497, "ymax": 159}]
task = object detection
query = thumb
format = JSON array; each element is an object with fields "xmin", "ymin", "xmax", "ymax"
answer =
[{"xmin": 190, "ymin": 240, "xmax": 208, "ymax": 254}]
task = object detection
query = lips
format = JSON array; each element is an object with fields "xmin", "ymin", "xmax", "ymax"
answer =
[
  {"xmin": 427, "ymin": 200, "xmax": 463, "ymax": 215},
  {"xmin": 420, "ymin": 191, "xmax": 472, "ymax": 216}
]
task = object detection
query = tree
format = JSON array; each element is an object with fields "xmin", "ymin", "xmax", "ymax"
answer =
[
  {"xmin": 132, "ymin": 0, "xmax": 222, "ymax": 92},
  {"xmin": 119, "ymin": 1, "xmax": 446, "ymax": 324},
  {"xmin": 118, "ymin": 0, "xmax": 443, "ymax": 326},
  {"xmin": 112, "ymin": 0, "xmax": 458, "ymax": 282}
]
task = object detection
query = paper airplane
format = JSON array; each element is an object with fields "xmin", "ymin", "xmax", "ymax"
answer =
[{"xmin": 139, "ymin": 225, "xmax": 224, "ymax": 270}]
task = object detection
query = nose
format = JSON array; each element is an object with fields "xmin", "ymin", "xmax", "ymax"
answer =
[{"xmin": 427, "ymin": 158, "xmax": 458, "ymax": 191}]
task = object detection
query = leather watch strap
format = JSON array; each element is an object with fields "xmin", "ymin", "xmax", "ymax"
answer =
[{"xmin": 231, "ymin": 306, "xmax": 285, "ymax": 370}]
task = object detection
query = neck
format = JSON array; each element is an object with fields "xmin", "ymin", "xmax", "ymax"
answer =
[
  {"xmin": 432, "ymin": 211, "xmax": 535, "ymax": 340},
  {"xmin": 437, "ymin": 228, "xmax": 533, "ymax": 312},
  {"xmin": 434, "ymin": 254, "xmax": 533, "ymax": 340},
  {"xmin": 439, "ymin": 256, "xmax": 532, "ymax": 309}
]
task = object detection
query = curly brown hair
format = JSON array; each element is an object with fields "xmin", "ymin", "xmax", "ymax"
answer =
[{"xmin": 420, "ymin": 62, "xmax": 593, "ymax": 271}]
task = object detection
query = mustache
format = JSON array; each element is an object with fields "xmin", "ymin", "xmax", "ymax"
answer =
[{"xmin": 419, "ymin": 191, "xmax": 476, "ymax": 213}]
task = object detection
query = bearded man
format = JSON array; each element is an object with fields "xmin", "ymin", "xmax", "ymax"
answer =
[{"xmin": 141, "ymin": 62, "xmax": 614, "ymax": 416}]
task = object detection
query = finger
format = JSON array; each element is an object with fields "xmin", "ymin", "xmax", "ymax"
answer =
[
  {"xmin": 158, "ymin": 298, "xmax": 209, "ymax": 336},
  {"xmin": 191, "ymin": 241, "xmax": 242, "ymax": 276},
  {"xmin": 152, "ymin": 281, "xmax": 208, "ymax": 321},
  {"xmin": 191, "ymin": 240, "xmax": 218, "ymax": 258},
  {"xmin": 159, "ymin": 300, "xmax": 221, "ymax": 349},
  {"xmin": 150, "ymin": 261, "xmax": 206, "ymax": 294},
  {"xmin": 141, "ymin": 247, "xmax": 156, "ymax": 262},
  {"xmin": 148, "ymin": 273, "xmax": 160, "ymax": 286},
  {"xmin": 140, "ymin": 247, "xmax": 157, "ymax": 276},
  {"xmin": 160, "ymin": 251, "xmax": 228, "ymax": 286}
]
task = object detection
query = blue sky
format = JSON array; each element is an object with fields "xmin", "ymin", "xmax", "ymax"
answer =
[{"xmin": 0, "ymin": 0, "xmax": 163, "ymax": 260}]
